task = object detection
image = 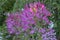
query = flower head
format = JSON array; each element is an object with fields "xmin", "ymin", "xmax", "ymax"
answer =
[
  {"xmin": 6, "ymin": 13, "xmax": 21, "ymax": 34},
  {"xmin": 6, "ymin": 2, "xmax": 52, "ymax": 35},
  {"xmin": 39, "ymin": 28, "xmax": 57, "ymax": 40}
]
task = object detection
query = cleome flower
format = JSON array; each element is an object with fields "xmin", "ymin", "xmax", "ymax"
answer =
[
  {"xmin": 6, "ymin": 2, "xmax": 52, "ymax": 35},
  {"xmin": 39, "ymin": 28, "xmax": 57, "ymax": 40}
]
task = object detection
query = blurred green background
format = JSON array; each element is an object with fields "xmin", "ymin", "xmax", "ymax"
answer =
[{"xmin": 0, "ymin": 0, "xmax": 60, "ymax": 40}]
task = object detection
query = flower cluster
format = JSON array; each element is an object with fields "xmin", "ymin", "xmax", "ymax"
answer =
[
  {"xmin": 6, "ymin": 12, "xmax": 21, "ymax": 34},
  {"xmin": 24, "ymin": 2, "xmax": 51, "ymax": 24},
  {"xmin": 20, "ymin": 10, "xmax": 35, "ymax": 31},
  {"xmin": 6, "ymin": 2, "xmax": 52, "ymax": 35},
  {"xmin": 6, "ymin": 1, "xmax": 57, "ymax": 40},
  {"xmin": 20, "ymin": 2, "xmax": 52, "ymax": 32},
  {"xmin": 39, "ymin": 28, "xmax": 57, "ymax": 40}
]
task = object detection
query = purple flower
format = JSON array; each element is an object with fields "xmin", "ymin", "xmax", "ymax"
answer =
[
  {"xmin": 39, "ymin": 28, "xmax": 57, "ymax": 40},
  {"xmin": 6, "ymin": 13, "xmax": 21, "ymax": 34},
  {"xmin": 42, "ymin": 16, "xmax": 50, "ymax": 24},
  {"xmin": 30, "ymin": 30, "xmax": 35, "ymax": 34},
  {"xmin": 39, "ymin": 28, "xmax": 46, "ymax": 33},
  {"xmin": 6, "ymin": 2, "xmax": 52, "ymax": 35}
]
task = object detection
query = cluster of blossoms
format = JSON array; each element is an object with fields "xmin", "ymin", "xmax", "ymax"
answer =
[
  {"xmin": 24, "ymin": 2, "xmax": 51, "ymax": 24},
  {"xmin": 20, "ymin": 2, "xmax": 52, "ymax": 31},
  {"xmin": 6, "ymin": 1, "xmax": 57, "ymax": 40},
  {"xmin": 6, "ymin": 12, "xmax": 21, "ymax": 34},
  {"xmin": 39, "ymin": 28, "xmax": 57, "ymax": 40}
]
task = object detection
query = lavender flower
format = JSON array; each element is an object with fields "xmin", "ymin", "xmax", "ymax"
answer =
[
  {"xmin": 6, "ymin": 2, "xmax": 52, "ymax": 35},
  {"xmin": 24, "ymin": 2, "xmax": 51, "ymax": 24},
  {"xmin": 30, "ymin": 30, "xmax": 35, "ymax": 34},
  {"xmin": 39, "ymin": 28, "xmax": 57, "ymax": 40},
  {"xmin": 6, "ymin": 13, "xmax": 21, "ymax": 34}
]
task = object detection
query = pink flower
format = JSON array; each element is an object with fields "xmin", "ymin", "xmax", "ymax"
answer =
[
  {"xmin": 6, "ymin": 2, "xmax": 52, "ymax": 34},
  {"xmin": 41, "ymin": 4, "xmax": 45, "ymax": 8}
]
